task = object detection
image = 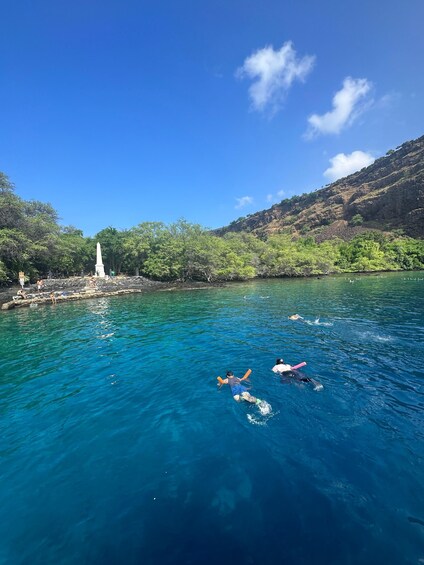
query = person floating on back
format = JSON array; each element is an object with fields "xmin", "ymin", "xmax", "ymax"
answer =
[
  {"xmin": 217, "ymin": 369, "xmax": 262, "ymax": 404},
  {"xmin": 272, "ymin": 358, "xmax": 323, "ymax": 391}
]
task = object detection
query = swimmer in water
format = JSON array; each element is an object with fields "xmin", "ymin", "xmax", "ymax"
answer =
[
  {"xmin": 272, "ymin": 358, "xmax": 323, "ymax": 390},
  {"xmin": 217, "ymin": 370, "xmax": 262, "ymax": 404},
  {"xmin": 272, "ymin": 358, "xmax": 312, "ymax": 380},
  {"xmin": 289, "ymin": 314, "xmax": 330, "ymax": 326},
  {"xmin": 272, "ymin": 358, "xmax": 293, "ymax": 373}
]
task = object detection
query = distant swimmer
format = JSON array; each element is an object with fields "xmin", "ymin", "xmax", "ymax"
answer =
[
  {"xmin": 272, "ymin": 358, "xmax": 323, "ymax": 391},
  {"xmin": 217, "ymin": 369, "xmax": 262, "ymax": 405},
  {"xmin": 289, "ymin": 314, "xmax": 332, "ymax": 327}
]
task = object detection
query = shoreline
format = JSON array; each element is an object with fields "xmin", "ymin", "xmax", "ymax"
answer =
[
  {"xmin": 1, "ymin": 270, "xmax": 422, "ymax": 311},
  {"xmin": 0, "ymin": 276, "xmax": 221, "ymax": 311}
]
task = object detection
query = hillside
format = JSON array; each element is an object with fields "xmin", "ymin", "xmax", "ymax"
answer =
[{"xmin": 215, "ymin": 135, "xmax": 424, "ymax": 241}]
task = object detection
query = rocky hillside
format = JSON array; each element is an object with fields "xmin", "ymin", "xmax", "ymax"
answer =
[{"xmin": 216, "ymin": 135, "xmax": 424, "ymax": 241}]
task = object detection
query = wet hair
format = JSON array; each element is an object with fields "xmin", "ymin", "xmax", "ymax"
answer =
[
  {"xmin": 276, "ymin": 358, "xmax": 284, "ymax": 364},
  {"xmin": 226, "ymin": 371, "xmax": 234, "ymax": 377}
]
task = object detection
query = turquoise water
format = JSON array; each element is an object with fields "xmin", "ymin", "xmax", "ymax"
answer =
[{"xmin": 1, "ymin": 272, "xmax": 423, "ymax": 564}]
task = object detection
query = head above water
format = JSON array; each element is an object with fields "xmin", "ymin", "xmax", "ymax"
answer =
[
  {"xmin": 226, "ymin": 371, "xmax": 234, "ymax": 377},
  {"xmin": 276, "ymin": 358, "xmax": 284, "ymax": 364}
]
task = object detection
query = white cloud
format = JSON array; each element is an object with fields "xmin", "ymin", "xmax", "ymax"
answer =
[
  {"xmin": 236, "ymin": 41, "xmax": 315, "ymax": 113},
  {"xmin": 266, "ymin": 189, "xmax": 285, "ymax": 204},
  {"xmin": 324, "ymin": 151, "xmax": 375, "ymax": 181},
  {"xmin": 306, "ymin": 77, "xmax": 372, "ymax": 138},
  {"xmin": 235, "ymin": 196, "xmax": 253, "ymax": 209}
]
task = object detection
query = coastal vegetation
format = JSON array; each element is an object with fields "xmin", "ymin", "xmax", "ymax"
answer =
[{"xmin": 1, "ymin": 172, "xmax": 423, "ymax": 285}]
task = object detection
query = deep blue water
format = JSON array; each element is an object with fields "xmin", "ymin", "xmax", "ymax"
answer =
[{"xmin": 0, "ymin": 272, "xmax": 423, "ymax": 565}]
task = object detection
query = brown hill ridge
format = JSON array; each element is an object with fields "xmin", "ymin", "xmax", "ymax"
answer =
[{"xmin": 216, "ymin": 135, "xmax": 424, "ymax": 241}]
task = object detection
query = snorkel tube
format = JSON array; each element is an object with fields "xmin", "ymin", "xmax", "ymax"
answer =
[{"xmin": 290, "ymin": 362, "xmax": 306, "ymax": 371}]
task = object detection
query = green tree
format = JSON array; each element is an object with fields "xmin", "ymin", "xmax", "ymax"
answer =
[
  {"xmin": 337, "ymin": 233, "xmax": 394, "ymax": 272},
  {"xmin": 258, "ymin": 234, "xmax": 340, "ymax": 277},
  {"xmin": 183, "ymin": 233, "xmax": 223, "ymax": 282},
  {"xmin": 0, "ymin": 260, "xmax": 8, "ymax": 284},
  {"xmin": 0, "ymin": 190, "xmax": 25, "ymax": 230},
  {"xmin": 0, "ymin": 228, "xmax": 34, "ymax": 273},
  {"xmin": 350, "ymin": 213, "xmax": 364, "ymax": 226},
  {"xmin": 0, "ymin": 172, "xmax": 15, "ymax": 193},
  {"xmin": 50, "ymin": 227, "xmax": 92, "ymax": 276},
  {"xmin": 386, "ymin": 237, "xmax": 424, "ymax": 270},
  {"xmin": 220, "ymin": 233, "xmax": 258, "ymax": 280},
  {"xmin": 122, "ymin": 222, "xmax": 166, "ymax": 276},
  {"xmin": 143, "ymin": 228, "xmax": 184, "ymax": 280}
]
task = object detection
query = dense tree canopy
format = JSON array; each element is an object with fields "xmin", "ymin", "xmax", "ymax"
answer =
[{"xmin": 0, "ymin": 171, "xmax": 423, "ymax": 285}]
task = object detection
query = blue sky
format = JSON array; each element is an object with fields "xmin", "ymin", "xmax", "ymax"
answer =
[{"xmin": 1, "ymin": 0, "xmax": 423, "ymax": 236}]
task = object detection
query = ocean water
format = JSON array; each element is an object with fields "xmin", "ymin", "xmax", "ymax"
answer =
[{"xmin": 0, "ymin": 272, "xmax": 423, "ymax": 565}]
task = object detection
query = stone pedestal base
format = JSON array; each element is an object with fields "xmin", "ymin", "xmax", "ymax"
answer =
[{"xmin": 95, "ymin": 264, "xmax": 105, "ymax": 278}]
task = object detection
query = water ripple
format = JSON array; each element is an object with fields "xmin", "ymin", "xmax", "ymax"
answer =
[{"xmin": 0, "ymin": 274, "xmax": 423, "ymax": 564}]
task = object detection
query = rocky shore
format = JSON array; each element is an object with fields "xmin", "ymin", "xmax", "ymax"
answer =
[{"xmin": 0, "ymin": 276, "xmax": 215, "ymax": 311}]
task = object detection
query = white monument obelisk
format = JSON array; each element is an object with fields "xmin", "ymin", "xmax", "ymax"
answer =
[{"xmin": 95, "ymin": 242, "xmax": 105, "ymax": 278}]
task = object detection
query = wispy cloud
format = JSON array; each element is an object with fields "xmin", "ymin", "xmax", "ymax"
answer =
[
  {"xmin": 235, "ymin": 196, "xmax": 253, "ymax": 209},
  {"xmin": 376, "ymin": 91, "xmax": 400, "ymax": 109},
  {"xmin": 306, "ymin": 77, "xmax": 372, "ymax": 138},
  {"xmin": 236, "ymin": 41, "xmax": 315, "ymax": 114},
  {"xmin": 266, "ymin": 189, "xmax": 285, "ymax": 203},
  {"xmin": 324, "ymin": 151, "xmax": 375, "ymax": 181}
]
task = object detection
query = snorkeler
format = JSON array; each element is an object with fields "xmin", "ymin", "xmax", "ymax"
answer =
[
  {"xmin": 288, "ymin": 314, "xmax": 332, "ymax": 326},
  {"xmin": 217, "ymin": 369, "xmax": 262, "ymax": 404},
  {"xmin": 272, "ymin": 358, "xmax": 293, "ymax": 373},
  {"xmin": 272, "ymin": 358, "xmax": 323, "ymax": 391}
]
